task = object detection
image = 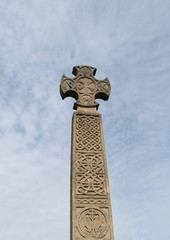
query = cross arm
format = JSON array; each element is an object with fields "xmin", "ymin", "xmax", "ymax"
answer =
[
  {"xmin": 60, "ymin": 74, "xmax": 78, "ymax": 101},
  {"xmin": 60, "ymin": 66, "xmax": 111, "ymax": 110},
  {"xmin": 95, "ymin": 77, "xmax": 111, "ymax": 101}
]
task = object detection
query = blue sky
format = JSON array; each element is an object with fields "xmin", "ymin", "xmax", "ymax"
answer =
[{"xmin": 0, "ymin": 0, "xmax": 170, "ymax": 239}]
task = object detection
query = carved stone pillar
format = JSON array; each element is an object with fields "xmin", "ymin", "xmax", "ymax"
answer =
[{"xmin": 60, "ymin": 65, "xmax": 114, "ymax": 240}]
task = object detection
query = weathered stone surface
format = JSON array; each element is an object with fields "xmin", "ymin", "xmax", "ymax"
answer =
[
  {"xmin": 60, "ymin": 66, "xmax": 114, "ymax": 240},
  {"xmin": 60, "ymin": 65, "xmax": 111, "ymax": 110}
]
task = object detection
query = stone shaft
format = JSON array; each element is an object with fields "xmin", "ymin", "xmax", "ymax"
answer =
[
  {"xmin": 71, "ymin": 111, "xmax": 114, "ymax": 240},
  {"xmin": 60, "ymin": 66, "xmax": 114, "ymax": 240}
]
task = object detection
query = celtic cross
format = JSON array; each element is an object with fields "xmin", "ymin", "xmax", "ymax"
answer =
[
  {"xmin": 60, "ymin": 66, "xmax": 114, "ymax": 240},
  {"xmin": 60, "ymin": 65, "xmax": 111, "ymax": 110}
]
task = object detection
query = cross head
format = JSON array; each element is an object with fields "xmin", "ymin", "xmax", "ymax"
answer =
[{"xmin": 60, "ymin": 65, "xmax": 111, "ymax": 110}]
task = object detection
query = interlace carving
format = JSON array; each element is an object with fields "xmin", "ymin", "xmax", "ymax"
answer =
[
  {"xmin": 76, "ymin": 115, "xmax": 102, "ymax": 152},
  {"xmin": 76, "ymin": 199, "xmax": 107, "ymax": 205},
  {"xmin": 78, "ymin": 208, "xmax": 109, "ymax": 238},
  {"xmin": 60, "ymin": 66, "xmax": 114, "ymax": 240},
  {"xmin": 76, "ymin": 153, "xmax": 106, "ymax": 195},
  {"xmin": 60, "ymin": 65, "xmax": 111, "ymax": 110}
]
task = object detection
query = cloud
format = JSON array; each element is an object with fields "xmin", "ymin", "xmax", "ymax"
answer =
[{"xmin": 0, "ymin": 0, "xmax": 170, "ymax": 239}]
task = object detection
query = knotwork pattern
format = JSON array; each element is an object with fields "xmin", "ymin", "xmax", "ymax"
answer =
[
  {"xmin": 76, "ymin": 153, "xmax": 106, "ymax": 195},
  {"xmin": 76, "ymin": 199, "xmax": 107, "ymax": 205},
  {"xmin": 76, "ymin": 115, "xmax": 102, "ymax": 151}
]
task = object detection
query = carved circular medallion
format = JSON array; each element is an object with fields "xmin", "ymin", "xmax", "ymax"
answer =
[
  {"xmin": 76, "ymin": 78, "xmax": 96, "ymax": 95},
  {"xmin": 62, "ymin": 79, "xmax": 74, "ymax": 91},
  {"xmin": 79, "ymin": 66, "xmax": 92, "ymax": 76},
  {"xmin": 78, "ymin": 208, "xmax": 109, "ymax": 238},
  {"xmin": 81, "ymin": 95, "xmax": 93, "ymax": 105}
]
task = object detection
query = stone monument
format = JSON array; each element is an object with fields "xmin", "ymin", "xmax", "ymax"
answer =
[{"xmin": 60, "ymin": 65, "xmax": 114, "ymax": 240}]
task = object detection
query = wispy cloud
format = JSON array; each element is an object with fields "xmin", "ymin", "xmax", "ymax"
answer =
[{"xmin": 0, "ymin": 0, "xmax": 170, "ymax": 239}]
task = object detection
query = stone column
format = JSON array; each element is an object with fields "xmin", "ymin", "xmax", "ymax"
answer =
[{"xmin": 60, "ymin": 65, "xmax": 114, "ymax": 240}]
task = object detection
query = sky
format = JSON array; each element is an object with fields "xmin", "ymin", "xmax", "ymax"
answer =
[{"xmin": 0, "ymin": 0, "xmax": 170, "ymax": 239}]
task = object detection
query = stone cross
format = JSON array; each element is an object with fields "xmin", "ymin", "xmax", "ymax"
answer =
[{"xmin": 60, "ymin": 65, "xmax": 114, "ymax": 240}]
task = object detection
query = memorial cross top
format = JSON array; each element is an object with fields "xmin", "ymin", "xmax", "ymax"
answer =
[
  {"xmin": 60, "ymin": 66, "xmax": 114, "ymax": 240},
  {"xmin": 60, "ymin": 65, "xmax": 111, "ymax": 110}
]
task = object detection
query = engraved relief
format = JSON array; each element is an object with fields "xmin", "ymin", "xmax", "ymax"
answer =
[
  {"xmin": 76, "ymin": 115, "xmax": 102, "ymax": 152},
  {"xmin": 76, "ymin": 153, "xmax": 106, "ymax": 195},
  {"xmin": 78, "ymin": 66, "xmax": 93, "ymax": 77},
  {"xmin": 76, "ymin": 78, "xmax": 96, "ymax": 94},
  {"xmin": 76, "ymin": 154, "xmax": 104, "ymax": 173},
  {"xmin": 76, "ymin": 78, "xmax": 96, "ymax": 105},
  {"xmin": 60, "ymin": 66, "xmax": 114, "ymax": 240},
  {"xmin": 62, "ymin": 79, "xmax": 75, "ymax": 91},
  {"xmin": 81, "ymin": 95, "xmax": 93, "ymax": 105},
  {"xmin": 77, "ymin": 208, "xmax": 109, "ymax": 239},
  {"xmin": 76, "ymin": 199, "xmax": 107, "ymax": 205},
  {"xmin": 60, "ymin": 65, "xmax": 111, "ymax": 110},
  {"xmin": 97, "ymin": 80, "xmax": 110, "ymax": 94}
]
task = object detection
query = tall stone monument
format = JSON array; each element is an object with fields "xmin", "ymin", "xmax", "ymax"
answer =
[{"xmin": 60, "ymin": 65, "xmax": 114, "ymax": 240}]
